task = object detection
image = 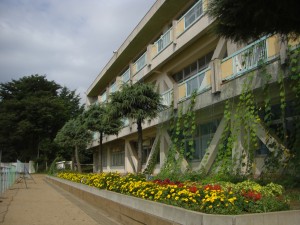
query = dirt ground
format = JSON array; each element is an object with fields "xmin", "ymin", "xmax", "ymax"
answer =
[{"xmin": 0, "ymin": 174, "xmax": 120, "ymax": 225}]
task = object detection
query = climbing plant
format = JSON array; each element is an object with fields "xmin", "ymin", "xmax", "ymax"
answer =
[
  {"xmin": 143, "ymin": 137, "xmax": 160, "ymax": 175},
  {"xmin": 214, "ymin": 75, "xmax": 260, "ymax": 176},
  {"xmin": 158, "ymin": 92, "xmax": 197, "ymax": 180}
]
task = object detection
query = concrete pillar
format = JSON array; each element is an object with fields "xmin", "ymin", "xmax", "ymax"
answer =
[
  {"xmin": 211, "ymin": 59, "xmax": 222, "ymax": 93},
  {"xmin": 173, "ymin": 83, "xmax": 179, "ymax": 109},
  {"xmin": 172, "ymin": 20, "xmax": 177, "ymax": 45},
  {"xmin": 106, "ymin": 146, "xmax": 111, "ymax": 171},
  {"xmin": 93, "ymin": 150, "xmax": 99, "ymax": 173},
  {"xmin": 279, "ymin": 36, "xmax": 288, "ymax": 65}
]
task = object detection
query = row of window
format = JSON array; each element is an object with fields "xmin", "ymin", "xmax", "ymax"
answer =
[
  {"xmin": 98, "ymin": 0, "xmax": 205, "ymax": 103},
  {"xmin": 173, "ymin": 51, "xmax": 213, "ymax": 83}
]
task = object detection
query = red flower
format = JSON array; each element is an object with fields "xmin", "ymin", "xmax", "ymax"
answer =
[
  {"xmin": 189, "ymin": 186, "xmax": 198, "ymax": 193},
  {"xmin": 242, "ymin": 190, "xmax": 262, "ymax": 201},
  {"xmin": 204, "ymin": 184, "xmax": 222, "ymax": 191}
]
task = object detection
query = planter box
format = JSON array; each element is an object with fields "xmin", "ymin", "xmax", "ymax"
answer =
[{"xmin": 46, "ymin": 176, "xmax": 300, "ymax": 225}]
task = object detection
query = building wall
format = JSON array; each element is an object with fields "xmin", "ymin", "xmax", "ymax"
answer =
[{"xmin": 88, "ymin": 0, "xmax": 299, "ymax": 174}]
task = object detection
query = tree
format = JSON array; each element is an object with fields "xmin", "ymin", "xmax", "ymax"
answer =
[
  {"xmin": 110, "ymin": 83, "xmax": 164, "ymax": 173},
  {"xmin": 54, "ymin": 115, "xmax": 92, "ymax": 173},
  {"xmin": 83, "ymin": 104, "xmax": 122, "ymax": 172},
  {"xmin": 208, "ymin": 0, "xmax": 300, "ymax": 42},
  {"xmin": 0, "ymin": 75, "xmax": 83, "ymax": 166}
]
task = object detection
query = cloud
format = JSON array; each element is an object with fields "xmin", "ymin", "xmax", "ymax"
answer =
[{"xmin": 0, "ymin": 0, "xmax": 156, "ymax": 104}]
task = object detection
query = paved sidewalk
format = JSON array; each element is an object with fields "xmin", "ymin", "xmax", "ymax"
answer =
[{"xmin": 0, "ymin": 174, "xmax": 116, "ymax": 225}]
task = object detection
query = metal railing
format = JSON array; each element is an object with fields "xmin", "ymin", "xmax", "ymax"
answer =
[
  {"xmin": 179, "ymin": 0, "xmax": 204, "ymax": 31},
  {"xmin": 121, "ymin": 68, "xmax": 130, "ymax": 84},
  {"xmin": 110, "ymin": 82, "xmax": 117, "ymax": 93},
  {"xmin": 161, "ymin": 89, "xmax": 173, "ymax": 106},
  {"xmin": 135, "ymin": 52, "xmax": 147, "ymax": 72},
  {"xmin": 178, "ymin": 67, "xmax": 211, "ymax": 100},
  {"xmin": 156, "ymin": 28, "xmax": 173, "ymax": 53},
  {"xmin": 0, "ymin": 165, "xmax": 17, "ymax": 196},
  {"xmin": 222, "ymin": 37, "xmax": 268, "ymax": 80},
  {"xmin": 233, "ymin": 38, "xmax": 267, "ymax": 75}
]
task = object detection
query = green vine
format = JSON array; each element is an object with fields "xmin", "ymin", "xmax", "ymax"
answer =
[
  {"xmin": 159, "ymin": 92, "xmax": 197, "ymax": 179},
  {"xmin": 143, "ymin": 137, "xmax": 160, "ymax": 175},
  {"xmin": 214, "ymin": 76, "xmax": 260, "ymax": 176}
]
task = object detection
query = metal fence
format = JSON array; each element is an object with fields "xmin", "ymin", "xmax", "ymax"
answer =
[{"xmin": 0, "ymin": 165, "xmax": 17, "ymax": 196}]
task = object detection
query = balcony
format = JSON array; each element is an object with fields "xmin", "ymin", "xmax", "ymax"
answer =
[
  {"xmin": 101, "ymin": 91, "xmax": 107, "ymax": 103},
  {"xmin": 132, "ymin": 52, "xmax": 147, "ymax": 74},
  {"xmin": 151, "ymin": 28, "xmax": 173, "ymax": 58},
  {"xmin": 176, "ymin": 0, "xmax": 204, "ymax": 36},
  {"xmin": 132, "ymin": 52, "xmax": 147, "ymax": 82},
  {"xmin": 178, "ymin": 68, "xmax": 211, "ymax": 100},
  {"xmin": 161, "ymin": 89, "xmax": 173, "ymax": 107},
  {"xmin": 121, "ymin": 68, "xmax": 130, "ymax": 84},
  {"xmin": 221, "ymin": 36, "xmax": 279, "ymax": 81},
  {"xmin": 110, "ymin": 82, "xmax": 117, "ymax": 94}
]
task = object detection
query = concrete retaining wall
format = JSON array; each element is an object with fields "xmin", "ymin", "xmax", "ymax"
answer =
[{"xmin": 46, "ymin": 176, "xmax": 300, "ymax": 225}]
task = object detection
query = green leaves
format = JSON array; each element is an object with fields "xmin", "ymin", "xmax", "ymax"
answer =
[
  {"xmin": 0, "ymin": 74, "xmax": 83, "ymax": 162},
  {"xmin": 208, "ymin": 0, "xmax": 300, "ymax": 42}
]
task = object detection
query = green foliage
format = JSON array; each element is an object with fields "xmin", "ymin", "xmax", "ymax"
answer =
[
  {"xmin": 55, "ymin": 115, "xmax": 92, "ymax": 173},
  {"xmin": 143, "ymin": 137, "xmax": 160, "ymax": 175},
  {"xmin": 58, "ymin": 172, "xmax": 290, "ymax": 215},
  {"xmin": 0, "ymin": 75, "xmax": 83, "ymax": 164},
  {"xmin": 110, "ymin": 83, "xmax": 164, "ymax": 122},
  {"xmin": 48, "ymin": 156, "xmax": 64, "ymax": 175},
  {"xmin": 84, "ymin": 104, "xmax": 122, "ymax": 138},
  {"xmin": 208, "ymin": 0, "xmax": 300, "ymax": 42},
  {"xmin": 159, "ymin": 92, "xmax": 197, "ymax": 179},
  {"xmin": 110, "ymin": 82, "xmax": 164, "ymax": 173},
  {"xmin": 281, "ymin": 46, "xmax": 300, "ymax": 178},
  {"xmin": 214, "ymin": 76, "xmax": 260, "ymax": 176}
]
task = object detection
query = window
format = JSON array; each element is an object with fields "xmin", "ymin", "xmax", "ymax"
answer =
[
  {"xmin": 111, "ymin": 149, "xmax": 125, "ymax": 166},
  {"xmin": 184, "ymin": 0, "xmax": 203, "ymax": 28},
  {"xmin": 121, "ymin": 68, "xmax": 130, "ymax": 84},
  {"xmin": 101, "ymin": 91, "xmax": 107, "ymax": 103},
  {"xmin": 102, "ymin": 148, "xmax": 107, "ymax": 167},
  {"xmin": 185, "ymin": 120, "xmax": 220, "ymax": 161},
  {"xmin": 135, "ymin": 52, "xmax": 146, "ymax": 72},
  {"xmin": 110, "ymin": 81, "xmax": 117, "ymax": 93},
  {"xmin": 172, "ymin": 51, "xmax": 213, "ymax": 83}
]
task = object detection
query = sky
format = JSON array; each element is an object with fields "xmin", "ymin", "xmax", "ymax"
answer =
[{"xmin": 0, "ymin": 0, "xmax": 156, "ymax": 103}]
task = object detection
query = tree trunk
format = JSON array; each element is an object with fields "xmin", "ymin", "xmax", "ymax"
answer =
[
  {"xmin": 75, "ymin": 145, "xmax": 82, "ymax": 173},
  {"xmin": 137, "ymin": 119, "xmax": 143, "ymax": 173},
  {"xmin": 99, "ymin": 132, "xmax": 103, "ymax": 173}
]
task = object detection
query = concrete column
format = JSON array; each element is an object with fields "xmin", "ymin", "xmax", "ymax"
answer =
[
  {"xmin": 129, "ymin": 62, "xmax": 134, "ymax": 84},
  {"xmin": 279, "ymin": 35, "xmax": 288, "ymax": 65},
  {"xmin": 125, "ymin": 140, "xmax": 137, "ymax": 173},
  {"xmin": 172, "ymin": 82, "xmax": 179, "ymax": 109},
  {"xmin": 93, "ymin": 150, "xmax": 99, "ymax": 173},
  {"xmin": 146, "ymin": 45, "xmax": 152, "ymax": 68},
  {"xmin": 106, "ymin": 146, "xmax": 111, "ymax": 171},
  {"xmin": 172, "ymin": 20, "xmax": 177, "ymax": 45},
  {"xmin": 210, "ymin": 59, "xmax": 221, "ymax": 94}
]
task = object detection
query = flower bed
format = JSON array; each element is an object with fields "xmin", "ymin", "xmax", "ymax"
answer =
[{"xmin": 57, "ymin": 172, "xmax": 289, "ymax": 215}]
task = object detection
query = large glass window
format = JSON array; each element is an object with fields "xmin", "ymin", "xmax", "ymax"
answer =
[
  {"xmin": 172, "ymin": 51, "xmax": 213, "ymax": 83},
  {"xmin": 102, "ymin": 148, "xmax": 107, "ymax": 167},
  {"xmin": 111, "ymin": 149, "xmax": 125, "ymax": 166},
  {"xmin": 185, "ymin": 120, "xmax": 220, "ymax": 161}
]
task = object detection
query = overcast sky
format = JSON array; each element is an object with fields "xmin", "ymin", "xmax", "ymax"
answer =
[{"xmin": 0, "ymin": 0, "xmax": 156, "ymax": 103}]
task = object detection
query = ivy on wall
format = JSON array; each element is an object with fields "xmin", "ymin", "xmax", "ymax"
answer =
[{"xmin": 158, "ymin": 92, "xmax": 197, "ymax": 180}]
